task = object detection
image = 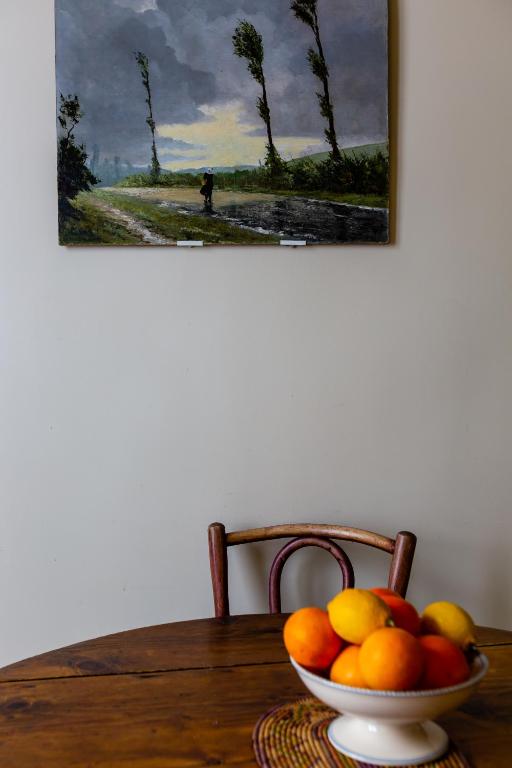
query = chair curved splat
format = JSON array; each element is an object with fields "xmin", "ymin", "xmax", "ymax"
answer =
[{"xmin": 268, "ymin": 536, "xmax": 355, "ymax": 614}]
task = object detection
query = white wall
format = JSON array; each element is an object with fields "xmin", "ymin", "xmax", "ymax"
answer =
[{"xmin": 1, "ymin": 0, "xmax": 511, "ymax": 668}]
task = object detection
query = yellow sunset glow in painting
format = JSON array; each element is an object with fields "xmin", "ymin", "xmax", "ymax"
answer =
[{"xmin": 158, "ymin": 102, "xmax": 326, "ymax": 170}]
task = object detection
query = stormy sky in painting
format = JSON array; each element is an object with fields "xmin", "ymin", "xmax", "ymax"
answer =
[{"xmin": 55, "ymin": 0, "xmax": 388, "ymax": 170}]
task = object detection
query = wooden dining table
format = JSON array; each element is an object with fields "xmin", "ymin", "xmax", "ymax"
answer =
[{"xmin": 0, "ymin": 614, "xmax": 510, "ymax": 767}]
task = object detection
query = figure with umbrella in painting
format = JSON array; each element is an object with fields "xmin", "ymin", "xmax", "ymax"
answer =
[{"xmin": 200, "ymin": 167, "xmax": 214, "ymax": 209}]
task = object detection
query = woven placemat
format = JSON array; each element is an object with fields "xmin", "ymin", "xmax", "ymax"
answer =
[{"xmin": 253, "ymin": 697, "xmax": 471, "ymax": 768}]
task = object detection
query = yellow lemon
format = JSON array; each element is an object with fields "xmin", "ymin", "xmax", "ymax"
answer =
[
  {"xmin": 327, "ymin": 588, "xmax": 393, "ymax": 644},
  {"xmin": 421, "ymin": 601, "xmax": 476, "ymax": 650}
]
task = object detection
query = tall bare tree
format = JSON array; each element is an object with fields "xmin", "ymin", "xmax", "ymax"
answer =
[
  {"xmin": 233, "ymin": 20, "xmax": 282, "ymax": 174},
  {"xmin": 291, "ymin": 0, "xmax": 341, "ymax": 163},
  {"xmin": 135, "ymin": 51, "xmax": 161, "ymax": 181}
]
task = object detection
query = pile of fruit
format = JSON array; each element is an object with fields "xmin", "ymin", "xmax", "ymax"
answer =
[{"xmin": 283, "ymin": 588, "xmax": 477, "ymax": 691}]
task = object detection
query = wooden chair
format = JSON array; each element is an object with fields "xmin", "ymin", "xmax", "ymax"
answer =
[{"xmin": 208, "ymin": 522, "xmax": 417, "ymax": 618}]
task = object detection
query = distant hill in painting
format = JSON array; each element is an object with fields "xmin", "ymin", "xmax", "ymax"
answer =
[
  {"xmin": 170, "ymin": 164, "xmax": 257, "ymax": 175},
  {"xmin": 288, "ymin": 142, "xmax": 389, "ymax": 167},
  {"xmin": 166, "ymin": 143, "xmax": 389, "ymax": 175}
]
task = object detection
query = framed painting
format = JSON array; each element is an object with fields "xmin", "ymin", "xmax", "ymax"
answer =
[{"xmin": 56, "ymin": 0, "xmax": 389, "ymax": 246}]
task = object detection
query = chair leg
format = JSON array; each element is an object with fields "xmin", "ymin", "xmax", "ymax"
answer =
[
  {"xmin": 388, "ymin": 531, "xmax": 417, "ymax": 597},
  {"xmin": 208, "ymin": 522, "xmax": 230, "ymax": 617}
]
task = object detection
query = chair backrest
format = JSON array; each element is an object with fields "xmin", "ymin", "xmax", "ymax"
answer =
[{"xmin": 208, "ymin": 522, "xmax": 417, "ymax": 618}]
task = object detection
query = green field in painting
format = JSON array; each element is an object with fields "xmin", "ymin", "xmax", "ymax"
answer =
[
  {"xmin": 287, "ymin": 142, "xmax": 389, "ymax": 168},
  {"xmin": 265, "ymin": 190, "xmax": 388, "ymax": 208},
  {"xmin": 60, "ymin": 193, "xmax": 141, "ymax": 245},
  {"xmin": 116, "ymin": 175, "xmax": 387, "ymax": 209},
  {"xmin": 59, "ymin": 138, "xmax": 390, "ymax": 245},
  {"xmin": 115, "ymin": 142, "xmax": 389, "ymax": 212},
  {"xmin": 60, "ymin": 190, "xmax": 280, "ymax": 246}
]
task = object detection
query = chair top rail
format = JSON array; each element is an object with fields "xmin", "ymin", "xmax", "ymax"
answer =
[{"xmin": 225, "ymin": 524, "xmax": 396, "ymax": 554}]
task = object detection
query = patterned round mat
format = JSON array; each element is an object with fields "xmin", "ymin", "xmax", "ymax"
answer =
[{"xmin": 253, "ymin": 697, "xmax": 471, "ymax": 768}]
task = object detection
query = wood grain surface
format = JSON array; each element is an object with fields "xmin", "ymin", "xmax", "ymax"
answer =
[{"xmin": 0, "ymin": 615, "xmax": 510, "ymax": 767}]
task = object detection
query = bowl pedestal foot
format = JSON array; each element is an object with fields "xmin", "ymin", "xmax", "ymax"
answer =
[{"xmin": 327, "ymin": 715, "xmax": 449, "ymax": 766}]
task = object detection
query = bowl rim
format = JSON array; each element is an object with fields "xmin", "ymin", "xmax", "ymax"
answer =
[{"xmin": 290, "ymin": 652, "xmax": 489, "ymax": 698}]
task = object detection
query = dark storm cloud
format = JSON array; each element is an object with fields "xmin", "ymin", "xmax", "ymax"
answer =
[
  {"xmin": 56, "ymin": 0, "xmax": 216, "ymax": 163},
  {"xmin": 56, "ymin": 0, "xmax": 388, "ymax": 164},
  {"xmin": 154, "ymin": 0, "xmax": 387, "ymax": 141}
]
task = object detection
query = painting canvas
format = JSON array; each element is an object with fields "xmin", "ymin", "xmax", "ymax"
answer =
[{"xmin": 55, "ymin": 0, "xmax": 389, "ymax": 246}]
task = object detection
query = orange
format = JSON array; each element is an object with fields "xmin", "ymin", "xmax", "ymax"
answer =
[
  {"xmin": 370, "ymin": 587, "xmax": 401, "ymax": 598},
  {"xmin": 283, "ymin": 607, "xmax": 343, "ymax": 671},
  {"xmin": 359, "ymin": 627, "xmax": 424, "ymax": 691},
  {"xmin": 418, "ymin": 635, "xmax": 470, "ymax": 689},
  {"xmin": 330, "ymin": 645, "xmax": 368, "ymax": 688},
  {"xmin": 372, "ymin": 593, "xmax": 421, "ymax": 636}
]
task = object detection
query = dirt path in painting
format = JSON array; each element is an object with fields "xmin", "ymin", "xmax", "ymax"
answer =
[
  {"xmin": 89, "ymin": 196, "xmax": 172, "ymax": 245},
  {"xmin": 105, "ymin": 186, "xmax": 280, "ymax": 209},
  {"xmin": 104, "ymin": 186, "xmax": 389, "ymax": 243}
]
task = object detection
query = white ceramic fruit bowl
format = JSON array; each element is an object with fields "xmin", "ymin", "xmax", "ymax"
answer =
[{"xmin": 290, "ymin": 653, "xmax": 488, "ymax": 766}]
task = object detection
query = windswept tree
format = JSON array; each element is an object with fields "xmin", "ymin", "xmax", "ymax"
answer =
[
  {"xmin": 57, "ymin": 94, "xmax": 98, "ymax": 221},
  {"xmin": 135, "ymin": 51, "xmax": 161, "ymax": 182},
  {"xmin": 291, "ymin": 0, "xmax": 341, "ymax": 163},
  {"xmin": 233, "ymin": 20, "xmax": 282, "ymax": 175}
]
